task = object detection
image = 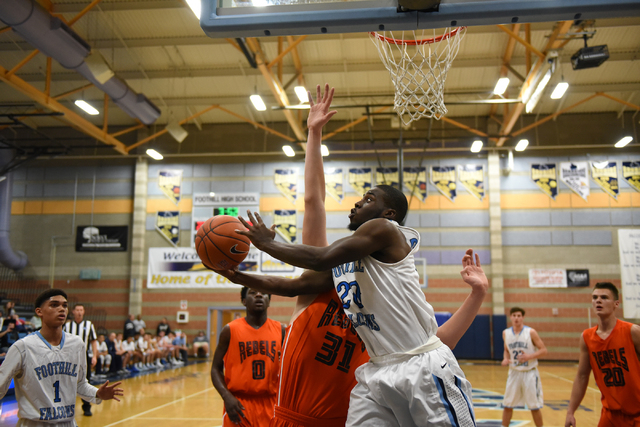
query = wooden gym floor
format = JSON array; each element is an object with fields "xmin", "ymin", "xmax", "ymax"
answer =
[{"xmin": 0, "ymin": 359, "xmax": 602, "ymax": 426}]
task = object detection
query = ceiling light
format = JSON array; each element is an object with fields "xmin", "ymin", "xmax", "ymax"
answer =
[
  {"xmin": 75, "ymin": 100, "xmax": 99, "ymax": 115},
  {"xmin": 321, "ymin": 145, "xmax": 329, "ymax": 156},
  {"xmin": 470, "ymin": 140, "xmax": 483, "ymax": 153},
  {"xmin": 250, "ymin": 94, "xmax": 267, "ymax": 111},
  {"xmin": 185, "ymin": 0, "xmax": 201, "ymax": 18},
  {"xmin": 209, "ymin": 192, "xmax": 216, "ymax": 197},
  {"xmin": 493, "ymin": 78, "xmax": 510, "ymax": 95},
  {"xmin": 550, "ymin": 82, "xmax": 569, "ymax": 99},
  {"xmin": 294, "ymin": 86, "xmax": 309, "ymax": 103},
  {"xmin": 282, "ymin": 145, "xmax": 295, "ymax": 157},
  {"xmin": 515, "ymin": 139, "xmax": 529, "ymax": 152},
  {"xmin": 525, "ymin": 69, "xmax": 552, "ymax": 113},
  {"xmin": 614, "ymin": 136, "xmax": 633, "ymax": 148},
  {"xmin": 146, "ymin": 149, "xmax": 163, "ymax": 160}
]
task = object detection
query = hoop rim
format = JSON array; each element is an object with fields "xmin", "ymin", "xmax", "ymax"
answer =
[{"xmin": 370, "ymin": 27, "xmax": 466, "ymax": 46}]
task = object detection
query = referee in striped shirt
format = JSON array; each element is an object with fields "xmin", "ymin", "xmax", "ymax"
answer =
[{"xmin": 64, "ymin": 303, "xmax": 99, "ymax": 416}]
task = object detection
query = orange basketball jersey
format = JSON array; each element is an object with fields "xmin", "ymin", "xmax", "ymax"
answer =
[
  {"xmin": 583, "ymin": 320, "xmax": 640, "ymax": 416},
  {"xmin": 224, "ymin": 317, "xmax": 282, "ymax": 396},
  {"xmin": 275, "ymin": 290, "xmax": 370, "ymax": 420}
]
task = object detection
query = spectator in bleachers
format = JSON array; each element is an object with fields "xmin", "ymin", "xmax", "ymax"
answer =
[
  {"xmin": 124, "ymin": 314, "xmax": 136, "ymax": 339},
  {"xmin": 133, "ymin": 314, "xmax": 146, "ymax": 334},
  {"xmin": 158, "ymin": 331, "xmax": 183, "ymax": 366},
  {"xmin": 122, "ymin": 335, "xmax": 140, "ymax": 372},
  {"xmin": 107, "ymin": 332, "xmax": 128, "ymax": 376},
  {"xmin": 0, "ymin": 318, "xmax": 18, "ymax": 355},
  {"xmin": 29, "ymin": 313, "xmax": 42, "ymax": 331},
  {"xmin": 147, "ymin": 333, "xmax": 164, "ymax": 368},
  {"xmin": 95, "ymin": 334, "xmax": 111, "ymax": 378},
  {"xmin": 192, "ymin": 331, "xmax": 209, "ymax": 358},
  {"xmin": 172, "ymin": 331, "xmax": 188, "ymax": 364},
  {"xmin": 156, "ymin": 317, "xmax": 171, "ymax": 336},
  {"xmin": 0, "ymin": 309, "xmax": 4, "ymax": 329},
  {"xmin": 135, "ymin": 329, "xmax": 154, "ymax": 370},
  {"xmin": 4, "ymin": 301, "xmax": 15, "ymax": 317}
]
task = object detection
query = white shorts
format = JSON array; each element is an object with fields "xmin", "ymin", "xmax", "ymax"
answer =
[
  {"xmin": 347, "ymin": 345, "xmax": 476, "ymax": 427},
  {"xmin": 503, "ymin": 368, "xmax": 543, "ymax": 410}
]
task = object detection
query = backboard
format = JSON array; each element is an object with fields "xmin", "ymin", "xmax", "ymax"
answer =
[{"xmin": 200, "ymin": 0, "xmax": 640, "ymax": 38}]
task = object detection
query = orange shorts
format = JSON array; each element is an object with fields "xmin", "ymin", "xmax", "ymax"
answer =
[
  {"xmin": 599, "ymin": 408, "xmax": 640, "ymax": 427},
  {"xmin": 269, "ymin": 405, "xmax": 346, "ymax": 427},
  {"xmin": 222, "ymin": 394, "xmax": 276, "ymax": 427}
]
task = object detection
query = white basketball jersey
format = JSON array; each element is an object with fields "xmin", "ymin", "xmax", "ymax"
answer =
[
  {"xmin": 504, "ymin": 326, "xmax": 538, "ymax": 371},
  {"xmin": 0, "ymin": 332, "xmax": 100, "ymax": 423},
  {"xmin": 331, "ymin": 221, "xmax": 437, "ymax": 358}
]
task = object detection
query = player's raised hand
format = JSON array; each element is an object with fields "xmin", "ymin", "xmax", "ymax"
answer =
[
  {"xmin": 237, "ymin": 211, "xmax": 276, "ymax": 250},
  {"xmin": 96, "ymin": 380, "xmax": 124, "ymax": 402},
  {"xmin": 459, "ymin": 249, "xmax": 488, "ymax": 294},
  {"xmin": 223, "ymin": 394, "xmax": 246, "ymax": 424},
  {"xmin": 307, "ymin": 83, "xmax": 337, "ymax": 132}
]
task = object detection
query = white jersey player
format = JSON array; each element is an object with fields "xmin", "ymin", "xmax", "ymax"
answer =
[
  {"xmin": 217, "ymin": 183, "xmax": 490, "ymax": 427},
  {"xmin": 0, "ymin": 289, "xmax": 123, "ymax": 426},
  {"xmin": 501, "ymin": 307, "xmax": 547, "ymax": 427}
]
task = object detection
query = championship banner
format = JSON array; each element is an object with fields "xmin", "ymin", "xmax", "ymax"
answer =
[
  {"xmin": 560, "ymin": 162, "xmax": 589, "ymax": 202},
  {"xmin": 376, "ymin": 167, "xmax": 399, "ymax": 187},
  {"xmin": 325, "ymin": 168, "xmax": 344, "ymax": 203},
  {"xmin": 531, "ymin": 164, "xmax": 558, "ymax": 200},
  {"xmin": 274, "ymin": 168, "xmax": 298, "ymax": 204},
  {"xmin": 529, "ymin": 269, "xmax": 567, "ymax": 288},
  {"xmin": 147, "ymin": 247, "xmax": 303, "ymax": 289},
  {"xmin": 458, "ymin": 165, "xmax": 485, "ymax": 201},
  {"xmin": 76, "ymin": 226, "xmax": 128, "ymax": 252},
  {"xmin": 618, "ymin": 229, "xmax": 640, "ymax": 319},
  {"xmin": 430, "ymin": 166, "xmax": 456, "ymax": 202},
  {"xmin": 591, "ymin": 161, "xmax": 619, "ymax": 200},
  {"xmin": 403, "ymin": 167, "xmax": 427, "ymax": 201},
  {"xmin": 158, "ymin": 169, "xmax": 182, "ymax": 206},
  {"xmin": 274, "ymin": 210, "xmax": 297, "ymax": 244},
  {"xmin": 622, "ymin": 161, "xmax": 640, "ymax": 193},
  {"xmin": 156, "ymin": 211, "xmax": 180, "ymax": 247},
  {"xmin": 348, "ymin": 168, "xmax": 372, "ymax": 195}
]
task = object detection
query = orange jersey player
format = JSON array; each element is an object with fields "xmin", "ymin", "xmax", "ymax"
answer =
[
  {"xmin": 565, "ymin": 282, "xmax": 640, "ymax": 427},
  {"xmin": 270, "ymin": 84, "xmax": 368, "ymax": 427},
  {"xmin": 211, "ymin": 287, "xmax": 286, "ymax": 427}
]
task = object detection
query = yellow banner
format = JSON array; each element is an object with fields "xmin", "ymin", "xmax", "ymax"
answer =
[
  {"xmin": 430, "ymin": 166, "xmax": 456, "ymax": 202},
  {"xmin": 274, "ymin": 210, "xmax": 297, "ymax": 243},
  {"xmin": 458, "ymin": 165, "xmax": 484, "ymax": 201},
  {"xmin": 403, "ymin": 167, "xmax": 427, "ymax": 201},
  {"xmin": 325, "ymin": 168, "xmax": 344, "ymax": 203},
  {"xmin": 274, "ymin": 168, "xmax": 298, "ymax": 204},
  {"xmin": 591, "ymin": 161, "xmax": 619, "ymax": 200},
  {"xmin": 348, "ymin": 168, "xmax": 372, "ymax": 196},
  {"xmin": 622, "ymin": 161, "xmax": 640, "ymax": 193},
  {"xmin": 158, "ymin": 169, "xmax": 182, "ymax": 206},
  {"xmin": 156, "ymin": 211, "xmax": 180, "ymax": 247}
]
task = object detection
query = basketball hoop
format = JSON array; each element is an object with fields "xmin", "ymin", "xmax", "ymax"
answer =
[{"xmin": 370, "ymin": 27, "xmax": 466, "ymax": 126}]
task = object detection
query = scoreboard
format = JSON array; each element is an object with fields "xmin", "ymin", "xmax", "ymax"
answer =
[{"xmin": 191, "ymin": 192, "xmax": 260, "ymax": 248}]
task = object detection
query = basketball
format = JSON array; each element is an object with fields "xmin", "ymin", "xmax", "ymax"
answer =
[{"xmin": 195, "ymin": 215, "xmax": 250, "ymax": 270}]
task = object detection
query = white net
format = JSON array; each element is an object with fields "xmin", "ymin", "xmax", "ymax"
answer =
[{"xmin": 370, "ymin": 27, "xmax": 466, "ymax": 126}]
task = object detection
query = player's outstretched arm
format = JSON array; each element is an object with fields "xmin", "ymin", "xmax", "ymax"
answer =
[
  {"xmin": 237, "ymin": 213, "xmax": 396, "ymax": 271},
  {"xmin": 303, "ymin": 83, "xmax": 335, "ymax": 248},
  {"xmin": 436, "ymin": 249, "xmax": 488, "ymax": 349},
  {"xmin": 96, "ymin": 381, "xmax": 124, "ymax": 402},
  {"xmin": 215, "ymin": 268, "xmax": 333, "ymax": 297},
  {"xmin": 0, "ymin": 343, "xmax": 22, "ymax": 399},
  {"xmin": 565, "ymin": 334, "xmax": 592, "ymax": 427},
  {"xmin": 211, "ymin": 325, "xmax": 246, "ymax": 424},
  {"xmin": 501, "ymin": 331, "xmax": 511, "ymax": 366}
]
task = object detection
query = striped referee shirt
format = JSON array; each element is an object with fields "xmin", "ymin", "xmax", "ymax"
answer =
[{"xmin": 64, "ymin": 319, "xmax": 97, "ymax": 354}]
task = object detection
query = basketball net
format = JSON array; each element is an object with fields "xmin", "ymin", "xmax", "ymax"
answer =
[{"xmin": 370, "ymin": 27, "xmax": 466, "ymax": 126}]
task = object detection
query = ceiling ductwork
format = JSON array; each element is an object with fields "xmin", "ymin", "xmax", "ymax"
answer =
[
  {"xmin": 0, "ymin": 151, "xmax": 28, "ymax": 272},
  {"xmin": 0, "ymin": 0, "xmax": 161, "ymax": 125}
]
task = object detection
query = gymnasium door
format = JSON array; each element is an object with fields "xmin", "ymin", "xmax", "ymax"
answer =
[{"xmin": 208, "ymin": 306, "xmax": 245, "ymax": 349}]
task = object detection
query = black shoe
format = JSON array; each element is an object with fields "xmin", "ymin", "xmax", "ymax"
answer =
[{"xmin": 83, "ymin": 409, "xmax": 92, "ymax": 416}]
